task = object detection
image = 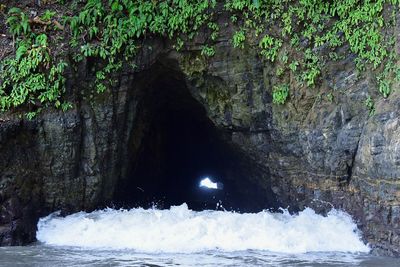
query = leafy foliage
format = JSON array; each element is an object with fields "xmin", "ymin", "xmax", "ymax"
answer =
[
  {"xmin": 259, "ymin": 35, "xmax": 282, "ymax": 62},
  {"xmin": 201, "ymin": 45, "xmax": 216, "ymax": 57},
  {"xmin": 225, "ymin": 0, "xmax": 400, "ymax": 94},
  {"xmin": 232, "ymin": 29, "xmax": 246, "ymax": 49},
  {"xmin": 0, "ymin": 33, "xmax": 67, "ymax": 111},
  {"xmin": 41, "ymin": 10, "xmax": 56, "ymax": 22},
  {"xmin": 68, "ymin": 0, "xmax": 217, "ymax": 92},
  {"xmin": 365, "ymin": 96, "xmax": 375, "ymax": 116},
  {"xmin": 6, "ymin": 7, "xmax": 30, "ymax": 36},
  {"xmin": 301, "ymin": 49, "xmax": 321, "ymax": 87},
  {"xmin": 1, "ymin": 0, "xmax": 399, "ymax": 112},
  {"xmin": 272, "ymin": 84, "xmax": 290, "ymax": 105}
]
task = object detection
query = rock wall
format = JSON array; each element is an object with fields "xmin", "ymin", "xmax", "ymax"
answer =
[
  {"xmin": 0, "ymin": 22, "xmax": 399, "ymax": 256},
  {"xmin": 178, "ymin": 32, "xmax": 400, "ymax": 255}
]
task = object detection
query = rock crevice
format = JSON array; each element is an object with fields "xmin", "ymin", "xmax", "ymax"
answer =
[{"xmin": 0, "ymin": 36, "xmax": 399, "ymax": 256}]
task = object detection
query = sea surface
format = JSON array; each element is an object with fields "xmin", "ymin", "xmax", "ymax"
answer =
[{"xmin": 0, "ymin": 203, "xmax": 399, "ymax": 266}]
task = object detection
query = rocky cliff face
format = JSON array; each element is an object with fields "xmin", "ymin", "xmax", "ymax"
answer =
[{"xmin": 0, "ymin": 19, "xmax": 399, "ymax": 256}]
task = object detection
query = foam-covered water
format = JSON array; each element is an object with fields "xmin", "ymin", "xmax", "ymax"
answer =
[
  {"xmin": 2, "ymin": 246, "xmax": 400, "ymax": 267},
  {"xmin": 37, "ymin": 203, "xmax": 369, "ymax": 254}
]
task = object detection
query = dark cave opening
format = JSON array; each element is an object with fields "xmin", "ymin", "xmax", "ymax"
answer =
[{"xmin": 113, "ymin": 64, "xmax": 277, "ymax": 212}]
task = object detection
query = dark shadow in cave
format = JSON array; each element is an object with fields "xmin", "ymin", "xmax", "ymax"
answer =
[{"xmin": 113, "ymin": 62, "xmax": 278, "ymax": 212}]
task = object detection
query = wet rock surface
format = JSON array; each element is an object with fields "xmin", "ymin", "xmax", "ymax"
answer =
[{"xmin": 0, "ymin": 25, "xmax": 399, "ymax": 257}]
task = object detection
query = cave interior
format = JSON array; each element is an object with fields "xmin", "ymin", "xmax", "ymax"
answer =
[{"xmin": 113, "ymin": 63, "xmax": 277, "ymax": 212}]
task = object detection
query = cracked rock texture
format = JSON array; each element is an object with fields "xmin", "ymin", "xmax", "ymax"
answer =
[{"xmin": 1, "ymin": 18, "xmax": 400, "ymax": 256}]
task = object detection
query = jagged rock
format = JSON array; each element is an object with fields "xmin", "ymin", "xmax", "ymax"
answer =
[{"xmin": 0, "ymin": 22, "xmax": 399, "ymax": 258}]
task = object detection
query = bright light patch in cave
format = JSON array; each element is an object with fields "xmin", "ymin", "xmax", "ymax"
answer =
[{"xmin": 199, "ymin": 177, "xmax": 219, "ymax": 189}]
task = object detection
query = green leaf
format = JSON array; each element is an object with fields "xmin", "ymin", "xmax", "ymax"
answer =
[{"xmin": 16, "ymin": 44, "xmax": 28, "ymax": 61}]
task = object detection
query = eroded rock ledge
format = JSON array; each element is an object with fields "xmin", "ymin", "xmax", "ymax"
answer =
[{"xmin": 1, "ymin": 28, "xmax": 400, "ymax": 256}]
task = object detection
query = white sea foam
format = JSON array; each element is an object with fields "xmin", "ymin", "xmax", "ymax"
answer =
[{"xmin": 36, "ymin": 203, "xmax": 370, "ymax": 254}]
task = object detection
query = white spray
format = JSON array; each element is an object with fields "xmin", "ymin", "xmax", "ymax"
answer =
[{"xmin": 37, "ymin": 203, "xmax": 370, "ymax": 254}]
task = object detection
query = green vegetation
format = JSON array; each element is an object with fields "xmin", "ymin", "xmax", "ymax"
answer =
[
  {"xmin": 41, "ymin": 10, "xmax": 56, "ymax": 22},
  {"xmin": 365, "ymin": 96, "xmax": 375, "ymax": 116},
  {"xmin": 6, "ymin": 7, "xmax": 30, "ymax": 37},
  {"xmin": 1, "ymin": 7, "xmax": 67, "ymax": 111},
  {"xmin": 0, "ymin": 0, "xmax": 399, "ymax": 113},
  {"xmin": 201, "ymin": 45, "xmax": 216, "ymax": 57},
  {"xmin": 232, "ymin": 29, "xmax": 246, "ymax": 49},
  {"xmin": 69, "ymin": 0, "xmax": 219, "ymax": 96},
  {"xmin": 289, "ymin": 60, "xmax": 299, "ymax": 72},
  {"xmin": 272, "ymin": 84, "xmax": 290, "ymax": 105},
  {"xmin": 225, "ymin": 0, "xmax": 400, "ymax": 91},
  {"xmin": 302, "ymin": 49, "xmax": 321, "ymax": 87},
  {"xmin": 259, "ymin": 35, "xmax": 282, "ymax": 62}
]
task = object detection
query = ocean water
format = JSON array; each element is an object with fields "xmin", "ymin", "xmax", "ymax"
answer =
[{"xmin": 0, "ymin": 203, "xmax": 399, "ymax": 266}]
